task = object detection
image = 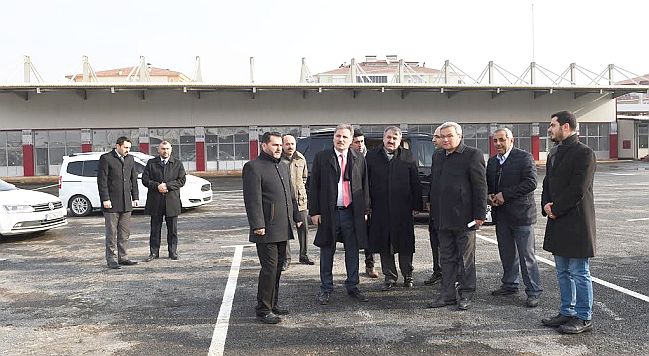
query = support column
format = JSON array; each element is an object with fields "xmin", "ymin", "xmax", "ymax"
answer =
[
  {"xmin": 249, "ymin": 126, "xmax": 259, "ymax": 160},
  {"xmin": 81, "ymin": 129, "xmax": 92, "ymax": 152},
  {"xmin": 139, "ymin": 128, "xmax": 149, "ymax": 154},
  {"xmin": 609, "ymin": 122, "xmax": 618, "ymax": 159},
  {"xmin": 195, "ymin": 126, "xmax": 206, "ymax": 171},
  {"xmin": 22, "ymin": 130, "xmax": 34, "ymax": 176},
  {"xmin": 488, "ymin": 124, "xmax": 498, "ymax": 157},
  {"xmin": 531, "ymin": 123, "xmax": 540, "ymax": 161}
]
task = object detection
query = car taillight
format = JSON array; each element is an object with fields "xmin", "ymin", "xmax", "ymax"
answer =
[{"xmin": 58, "ymin": 176, "xmax": 62, "ymax": 190}]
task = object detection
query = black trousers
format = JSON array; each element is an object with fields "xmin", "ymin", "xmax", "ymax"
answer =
[
  {"xmin": 150, "ymin": 214, "xmax": 178, "ymax": 256},
  {"xmin": 428, "ymin": 220, "xmax": 442, "ymax": 274},
  {"xmin": 256, "ymin": 241, "xmax": 287, "ymax": 315},
  {"xmin": 438, "ymin": 229, "xmax": 476, "ymax": 301},
  {"xmin": 380, "ymin": 251, "xmax": 413, "ymax": 283}
]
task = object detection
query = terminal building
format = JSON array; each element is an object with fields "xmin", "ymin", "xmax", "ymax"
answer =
[{"xmin": 1, "ymin": 55, "xmax": 648, "ymax": 177}]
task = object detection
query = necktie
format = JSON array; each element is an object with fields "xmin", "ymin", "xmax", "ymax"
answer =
[{"xmin": 339, "ymin": 153, "xmax": 351, "ymax": 207}]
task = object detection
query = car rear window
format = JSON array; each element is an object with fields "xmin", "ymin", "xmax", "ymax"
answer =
[
  {"xmin": 82, "ymin": 160, "xmax": 99, "ymax": 177},
  {"xmin": 66, "ymin": 161, "xmax": 83, "ymax": 176}
]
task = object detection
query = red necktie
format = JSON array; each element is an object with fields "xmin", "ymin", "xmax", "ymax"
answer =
[{"xmin": 339, "ymin": 153, "xmax": 351, "ymax": 207}]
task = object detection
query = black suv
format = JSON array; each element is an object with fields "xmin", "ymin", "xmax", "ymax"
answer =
[{"xmin": 296, "ymin": 129, "xmax": 435, "ymax": 208}]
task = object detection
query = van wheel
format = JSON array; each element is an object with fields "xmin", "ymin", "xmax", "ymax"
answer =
[{"xmin": 69, "ymin": 195, "xmax": 92, "ymax": 217}]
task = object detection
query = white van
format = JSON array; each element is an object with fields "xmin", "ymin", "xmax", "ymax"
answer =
[{"xmin": 59, "ymin": 152, "xmax": 213, "ymax": 217}]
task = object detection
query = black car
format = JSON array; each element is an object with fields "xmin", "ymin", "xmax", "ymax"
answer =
[{"xmin": 296, "ymin": 129, "xmax": 435, "ymax": 209}]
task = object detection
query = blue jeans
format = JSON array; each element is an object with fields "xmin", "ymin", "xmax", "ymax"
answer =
[
  {"xmin": 554, "ymin": 255, "xmax": 593, "ymax": 321},
  {"xmin": 495, "ymin": 223, "xmax": 542, "ymax": 297},
  {"xmin": 319, "ymin": 208, "xmax": 360, "ymax": 293}
]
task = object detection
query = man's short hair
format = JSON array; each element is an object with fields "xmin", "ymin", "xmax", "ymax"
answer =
[
  {"xmin": 494, "ymin": 127, "xmax": 513, "ymax": 139},
  {"xmin": 335, "ymin": 123, "xmax": 353, "ymax": 135},
  {"xmin": 261, "ymin": 131, "xmax": 282, "ymax": 144},
  {"xmin": 353, "ymin": 128, "xmax": 364, "ymax": 138},
  {"xmin": 383, "ymin": 126, "xmax": 402, "ymax": 136},
  {"xmin": 116, "ymin": 136, "xmax": 131, "ymax": 145},
  {"xmin": 159, "ymin": 140, "xmax": 171, "ymax": 147},
  {"xmin": 551, "ymin": 111, "xmax": 577, "ymax": 130},
  {"xmin": 439, "ymin": 121, "xmax": 463, "ymax": 136}
]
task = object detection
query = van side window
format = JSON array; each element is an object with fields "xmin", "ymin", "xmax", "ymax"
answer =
[
  {"xmin": 66, "ymin": 161, "xmax": 83, "ymax": 176},
  {"xmin": 82, "ymin": 160, "xmax": 99, "ymax": 177}
]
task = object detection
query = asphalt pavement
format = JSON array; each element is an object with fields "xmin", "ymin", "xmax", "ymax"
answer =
[{"xmin": 1, "ymin": 161, "xmax": 648, "ymax": 355}]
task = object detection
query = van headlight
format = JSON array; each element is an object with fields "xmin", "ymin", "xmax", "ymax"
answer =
[{"xmin": 2, "ymin": 205, "xmax": 35, "ymax": 213}]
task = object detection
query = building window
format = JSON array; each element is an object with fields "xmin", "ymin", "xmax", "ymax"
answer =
[
  {"xmin": 93, "ymin": 129, "xmax": 139, "ymax": 152},
  {"xmin": 0, "ymin": 131, "xmax": 23, "ymax": 176},
  {"xmin": 149, "ymin": 128, "xmax": 196, "ymax": 163},
  {"xmin": 499, "ymin": 123, "xmax": 532, "ymax": 153},
  {"xmin": 34, "ymin": 130, "xmax": 81, "ymax": 175},
  {"xmin": 578, "ymin": 123, "xmax": 610, "ymax": 152},
  {"xmin": 638, "ymin": 122, "xmax": 648, "ymax": 149},
  {"xmin": 462, "ymin": 124, "xmax": 490, "ymax": 154},
  {"xmin": 356, "ymin": 75, "xmax": 387, "ymax": 83},
  {"xmin": 205, "ymin": 127, "xmax": 249, "ymax": 170}
]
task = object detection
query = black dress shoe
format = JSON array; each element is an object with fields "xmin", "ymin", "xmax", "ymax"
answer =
[
  {"xmin": 145, "ymin": 254, "xmax": 159, "ymax": 262},
  {"xmin": 299, "ymin": 256, "xmax": 315, "ymax": 265},
  {"xmin": 542, "ymin": 313, "xmax": 575, "ymax": 327},
  {"xmin": 281, "ymin": 261, "xmax": 290, "ymax": 271},
  {"xmin": 107, "ymin": 262, "xmax": 121, "ymax": 269},
  {"xmin": 381, "ymin": 282, "xmax": 396, "ymax": 291},
  {"xmin": 427, "ymin": 297, "xmax": 456, "ymax": 308},
  {"xmin": 526, "ymin": 296, "xmax": 540, "ymax": 308},
  {"xmin": 403, "ymin": 278, "xmax": 414, "ymax": 288},
  {"xmin": 424, "ymin": 272, "xmax": 443, "ymax": 285},
  {"xmin": 169, "ymin": 254, "xmax": 179, "ymax": 260},
  {"xmin": 457, "ymin": 297, "xmax": 471, "ymax": 310},
  {"xmin": 256, "ymin": 312, "xmax": 281, "ymax": 324},
  {"xmin": 558, "ymin": 318, "xmax": 593, "ymax": 334},
  {"xmin": 347, "ymin": 289, "xmax": 369, "ymax": 302},
  {"xmin": 118, "ymin": 259, "xmax": 138, "ymax": 266},
  {"xmin": 491, "ymin": 287, "xmax": 519, "ymax": 296},
  {"xmin": 272, "ymin": 306, "xmax": 289, "ymax": 315},
  {"xmin": 318, "ymin": 291, "xmax": 331, "ymax": 305}
]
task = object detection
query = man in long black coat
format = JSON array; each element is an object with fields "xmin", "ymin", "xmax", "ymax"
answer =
[
  {"xmin": 366, "ymin": 126, "xmax": 422, "ymax": 290},
  {"xmin": 142, "ymin": 141, "xmax": 186, "ymax": 261},
  {"xmin": 427, "ymin": 122, "xmax": 487, "ymax": 311},
  {"xmin": 243, "ymin": 131, "xmax": 302, "ymax": 324},
  {"xmin": 540, "ymin": 111, "xmax": 596, "ymax": 334},
  {"xmin": 97, "ymin": 136, "xmax": 139, "ymax": 269},
  {"xmin": 309, "ymin": 124, "xmax": 370, "ymax": 305}
]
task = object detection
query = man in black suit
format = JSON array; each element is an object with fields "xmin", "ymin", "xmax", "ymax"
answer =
[
  {"xmin": 97, "ymin": 136, "xmax": 139, "ymax": 270},
  {"xmin": 309, "ymin": 124, "xmax": 370, "ymax": 305},
  {"xmin": 540, "ymin": 111, "xmax": 596, "ymax": 334},
  {"xmin": 427, "ymin": 122, "xmax": 487, "ymax": 311},
  {"xmin": 486, "ymin": 128, "xmax": 542, "ymax": 308},
  {"xmin": 424, "ymin": 125, "xmax": 443, "ymax": 286},
  {"xmin": 367, "ymin": 126, "xmax": 422, "ymax": 290},
  {"xmin": 142, "ymin": 141, "xmax": 186, "ymax": 261},
  {"xmin": 243, "ymin": 132, "xmax": 302, "ymax": 324}
]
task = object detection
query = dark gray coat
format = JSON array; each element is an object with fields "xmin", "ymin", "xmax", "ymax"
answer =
[
  {"xmin": 243, "ymin": 151, "xmax": 300, "ymax": 244},
  {"xmin": 486, "ymin": 147, "xmax": 537, "ymax": 226},
  {"xmin": 308, "ymin": 147, "xmax": 370, "ymax": 249},
  {"xmin": 366, "ymin": 146, "xmax": 422, "ymax": 254},
  {"xmin": 430, "ymin": 143, "xmax": 487, "ymax": 231},
  {"xmin": 541, "ymin": 134, "xmax": 596, "ymax": 258},
  {"xmin": 97, "ymin": 149, "xmax": 139, "ymax": 213},
  {"xmin": 142, "ymin": 155, "xmax": 186, "ymax": 217}
]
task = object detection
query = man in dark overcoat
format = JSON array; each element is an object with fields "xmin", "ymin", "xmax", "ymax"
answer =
[
  {"xmin": 427, "ymin": 121, "xmax": 487, "ymax": 311},
  {"xmin": 142, "ymin": 140, "xmax": 186, "ymax": 261},
  {"xmin": 309, "ymin": 124, "xmax": 370, "ymax": 305},
  {"xmin": 366, "ymin": 126, "xmax": 422, "ymax": 290},
  {"xmin": 540, "ymin": 111, "xmax": 596, "ymax": 334},
  {"xmin": 243, "ymin": 131, "xmax": 302, "ymax": 324},
  {"xmin": 97, "ymin": 136, "xmax": 139, "ymax": 269},
  {"xmin": 486, "ymin": 128, "xmax": 542, "ymax": 308}
]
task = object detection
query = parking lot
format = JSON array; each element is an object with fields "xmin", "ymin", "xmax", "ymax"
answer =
[{"xmin": 1, "ymin": 161, "xmax": 649, "ymax": 356}]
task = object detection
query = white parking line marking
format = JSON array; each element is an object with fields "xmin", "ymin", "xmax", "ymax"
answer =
[
  {"xmin": 626, "ymin": 217, "xmax": 649, "ymax": 222},
  {"xmin": 207, "ymin": 244, "xmax": 253, "ymax": 356},
  {"xmin": 609, "ymin": 173, "xmax": 635, "ymax": 176},
  {"xmin": 477, "ymin": 233, "xmax": 649, "ymax": 303}
]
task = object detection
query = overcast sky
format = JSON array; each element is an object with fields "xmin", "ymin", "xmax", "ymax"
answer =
[{"xmin": 1, "ymin": 0, "xmax": 647, "ymax": 84}]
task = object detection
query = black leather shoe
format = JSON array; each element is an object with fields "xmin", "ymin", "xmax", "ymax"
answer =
[
  {"xmin": 403, "ymin": 278, "xmax": 414, "ymax": 288},
  {"xmin": 381, "ymin": 282, "xmax": 396, "ymax": 291},
  {"xmin": 256, "ymin": 312, "xmax": 281, "ymax": 324},
  {"xmin": 318, "ymin": 291, "xmax": 330, "ymax": 305},
  {"xmin": 348, "ymin": 289, "xmax": 369, "ymax": 302},
  {"xmin": 299, "ymin": 257, "xmax": 315, "ymax": 265},
  {"xmin": 118, "ymin": 259, "xmax": 138, "ymax": 266},
  {"xmin": 491, "ymin": 287, "xmax": 519, "ymax": 296},
  {"xmin": 526, "ymin": 296, "xmax": 540, "ymax": 308},
  {"xmin": 558, "ymin": 318, "xmax": 593, "ymax": 334},
  {"xmin": 424, "ymin": 272, "xmax": 443, "ymax": 285},
  {"xmin": 542, "ymin": 313, "xmax": 575, "ymax": 327},
  {"xmin": 427, "ymin": 297, "xmax": 456, "ymax": 308},
  {"xmin": 107, "ymin": 262, "xmax": 121, "ymax": 269},
  {"xmin": 457, "ymin": 297, "xmax": 471, "ymax": 310},
  {"xmin": 281, "ymin": 261, "xmax": 290, "ymax": 271},
  {"xmin": 272, "ymin": 306, "xmax": 289, "ymax": 315},
  {"xmin": 145, "ymin": 254, "xmax": 159, "ymax": 262},
  {"xmin": 169, "ymin": 254, "xmax": 179, "ymax": 260}
]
